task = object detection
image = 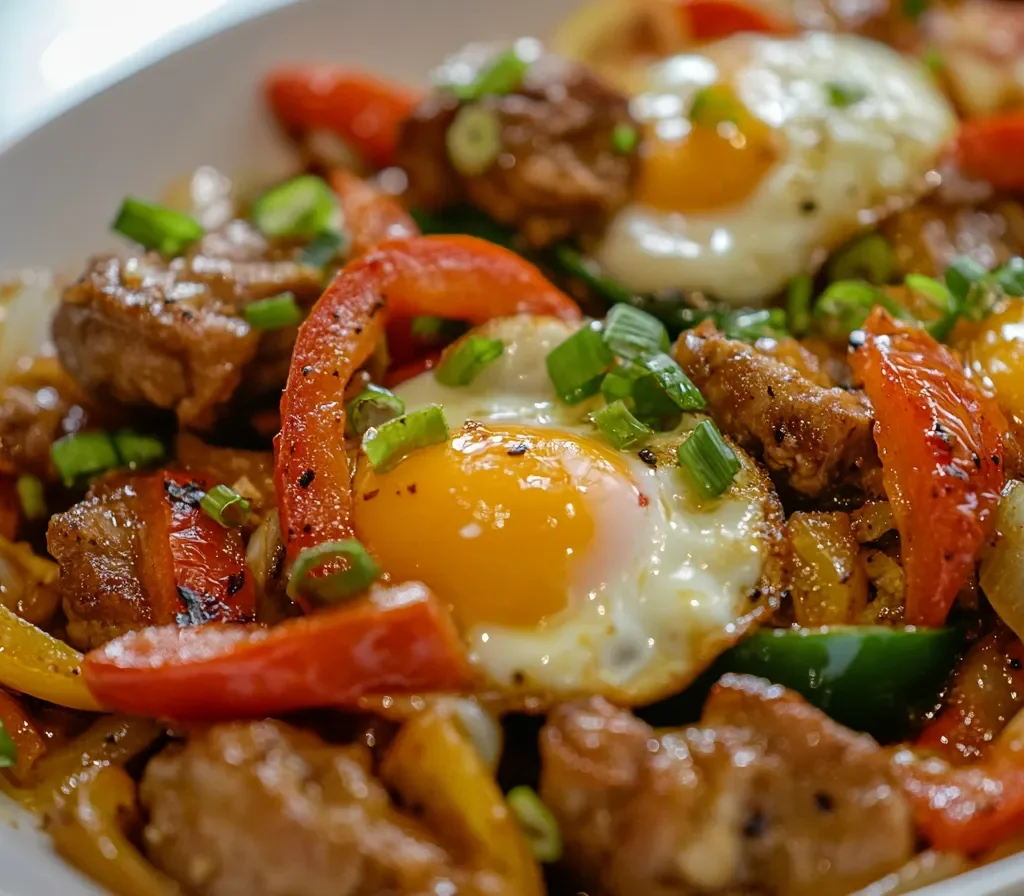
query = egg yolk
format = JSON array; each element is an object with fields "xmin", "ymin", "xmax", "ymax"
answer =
[
  {"xmin": 353, "ymin": 422, "xmax": 647, "ymax": 631},
  {"xmin": 963, "ymin": 298, "xmax": 1024, "ymax": 425},
  {"xmin": 637, "ymin": 83, "xmax": 778, "ymax": 214}
]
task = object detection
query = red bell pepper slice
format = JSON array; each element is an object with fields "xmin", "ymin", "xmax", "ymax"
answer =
[
  {"xmin": 134, "ymin": 471, "xmax": 255, "ymax": 626},
  {"xmin": 82, "ymin": 582, "xmax": 472, "ymax": 719},
  {"xmin": 850, "ymin": 309, "xmax": 1005, "ymax": 627},
  {"xmin": 676, "ymin": 0, "xmax": 795, "ymax": 39},
  {"xmin": 954, "ymin": 113, "xmax": 1024, "ymax": 193},
  {"xmin": 329, "ymin": 168, "xmax": 419, "ymax": 258},
  {"xmin": 265, "ymin": 67, "xmax": 420, "ymax": 169},
  {"xmin": 0, "ymin": 688, "xmax": 45, "ymax": 782},
  {"xmin": 275, "ymin": 234, "xmax": 582, "ymax": 579}
]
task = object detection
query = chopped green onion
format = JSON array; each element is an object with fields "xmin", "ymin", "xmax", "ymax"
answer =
[
  {"xmin": 632, "ymin": 353, "xmax": 706, "ymax": 419},
  {"xmin": 600, "ymin": 363, "xmax": 646, "ymax": 404},
  {"xmin": 243, "ymin": 292, "xmax": 302, "ymax": 330},
  {"xmin": 552, "ymin": 245, "xmax": 634, "ymax": 305},
  {"xmin": 15, "ymin": 475, "xmax": 45, "ymax": 521},
  {"xmin": 0, "ymin": 721, "xmax": 15, "ymax": 769},
  {"xmin": 300, "ymin": 229, "xmax": 346, "ymax": 268},
  {"xmin": 546, "ymin": 323, "xmax": 616, "ymax": 404},
  {"xmin": 689, "ymin": 84, "xmax": 744, "ymax": 127},
  {"xmin": 51, "ymin": 432, "xmax": 120, "ymax": 487},
  {"xmin": 677, "ymin": 419, "xmax": 741, "ymax": 498},
  {"xmin": 251, "ymin": 175, "xmax": 338, "ymax": 240},
  {"xmin": 612, "ymin": 123, "xmax": 639, "ymax": 154},
  {"xmin": 449, "ymin": 47, "xmax": 530, "ymax": 101},
  {"xmin": 786, "ymin": 274, "xmax": 813, "ymax": 337},
  {"xmin": 905, "ymin": 274, "xmax": 953, "ymax": 311},
  {"xmin": 825, "ymin": 81, "xmax": 868, "ymax": 108},
  {"xmin": 945, "ymin": 256, "xmax": 989, "ymax": 306},
  {"xmin": 720, "ymin": 308, "xmax": 788, "ymax": 342},
  {"xmin": 287, "ymin": 539, "xmax": 381, "ymax": 603},
  {"xmin": 347, "ymin": 384, "xmax": 406, "ymax": 436},
  {"xmin": 362, "ymin": 405, "xmax": 450, "ymax": 473},
  {"xmin": 435, "ymin": 337, "xmax": 504, "ymax": 387},
  {"xmin": 825, "ymin": 233, "xmax": 895, "ymax": 285},
  {"xmin": 507, "ymin": 786, "xmax": 562, "ymax": 863},
  {"xmin": 446, "ymin": 105, "xmax": 502, "ymax": 177},
  {"xmin": 411, "ymin": 316, "xmax": 446, "ymax": 338},
  {"xmin": 922, "ymin": 48, "xmax": 944, "ymax": 72},
  {"xmin": 994, "ymin": 257, "xmax": 1024, "ymax": 297},
  {"xmin": 591, "ymin": 400, "xmax": 652, "ymax": 449},
  {"xmin": 902, "ymin": 0, "xmax": 929, "ymax": 20},
  {"xmin": 112, "ymin": 429, "xmax": 165, "ymax": 470},
  {"xmin": 411, "ymin": 205, "xmax": 516, "ymax": 248},
  {"xmin": 602, "ymin": 304, "xmax": 670, "ymax": 359},
  {"xmin": 111, "ymin": 197, "xmax": 204, "ymax": 256},
  {"xmin": 814, "ymin": 280, "xmax": 913, "ymax": 339},
  {"xmin": 200, "ymin": 484, "xmax": 251, "ymax": 528}
]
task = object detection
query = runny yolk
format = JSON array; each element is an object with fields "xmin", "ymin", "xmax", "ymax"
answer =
[
  {"xmin": 636, "ymin": 83, "xmax": 779, "ymax": 214},
  {"xmin": 352, "ymin": 422, "xmax": 647, "ymax": 631}
]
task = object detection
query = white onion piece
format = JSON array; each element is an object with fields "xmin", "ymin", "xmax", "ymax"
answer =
[
  {"xmin": 979, "ymin": 480, "xmax": 1024, "ymax": 643},
  {"xmin": 0, "ymin": 270, "xmax": 59, "ymax": 384},
  {"xmin": 437, "ymin": 697, "xmax": 503, "ymax": 772},
  {"xmin": 246, "ymin": 508, "xmax": 283, "ymax": 598}
]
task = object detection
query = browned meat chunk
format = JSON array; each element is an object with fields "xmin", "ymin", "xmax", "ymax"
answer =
[
  {"xmin": 140, "ymin": 720, "xmax": 480, "ymax": 896},
  {"xmin": 174, "ymin": 432, "xmax": 276, "ymax": 524},
  {"xmin": 53, "ymin": 220, "xmax": 323, "ymax": 429},
  {"xmin": 540, "ymin": 675, "xmax": 915, "ymax": 896},
  {"xmin": 675, "ymin": 322, "xmax": 878, "ymax": 496},
  {"xmin": 397, "ymin": 51, "xmax": 639, "ymax": 246}
]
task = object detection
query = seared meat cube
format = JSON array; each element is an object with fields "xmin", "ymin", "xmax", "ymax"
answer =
[
  {"xmin": 540, "ymin": 675, "xmax": 915, "ymax": 896},
  {"xmin": 675, "ymin": 322, "xmax": 879, "ymax": 496},
  {"xmin": 140, "ymin": 720, "xmax": 480, "ymax": 896},
  {"xmin": 397, "ymin": 51, "xmax": 639, "ymax": 247},
  {"xmin": 53, "ymin": 220, "xmax": 323, "ymax": 429}
]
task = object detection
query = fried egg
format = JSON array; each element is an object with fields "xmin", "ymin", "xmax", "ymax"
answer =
[
  {"xmin": 596, "ymin": 33, "xmax": 957, "ymax": 305},
  {"xmin": 352, "ymin": 316, "xmax": 782, "ymax": 704}
]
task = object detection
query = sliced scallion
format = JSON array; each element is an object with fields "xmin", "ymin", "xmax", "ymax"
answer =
[
  {"xmin": 814, "ymin": 280, "xmax": 913, "ymax": 339},
  {"xmin": 677, "ymin": 419, "xmax": 740, "ymax": 498},
  {"xmin": 200, "ymin": 484, "xmax": 251, "ymax": 528},
  {"xmin": 602, "ymin": 304, "xmax": 670, "ymax": 359},
  {"xmin": 450, "ymin": 47, "xmax": 531, "ymax": 100},
  {"xmin": 689, "ymin": 84, "xmax": 745, "ymax": 127},
  {"xmin": 300, "ymin": 229, "xmax": 346, "ymax": 268},
  {"xmin": 994, "ymin": 257, "xmax": 1024, "ymax": 297},
  {"xmin": 362, "ymin": 405, "xmax": 450, "ymax": 473},
  {"xmin": 600, "ymin": 363, "xmax": 645, "ymax": 404},
  {"xmin": 507, "ymin": 786, "xmax": 562, "ymax": 863},
  {"xmin": 786, "ymin": 274, "xmax": 813, "ymax": 337},
  {"xmin": 825, "ymin": 233, "xmax": 895, "ymax": 285},
  {"xmin": 446, "ymin": 105, "xmax": 502, "ymax": 176},
  {"xmin": 720, "ymin": 308, "xmax": 788, "ymax": 342},
  {"xmin": 347, "ymin": 384, "xmax": 406, "ymax": 436},
  {"xmin": 825, "ymin": 81, "xmax": 868, "ymax": 108},
  {"xmin": 612, "ymin": 123, "xmax": 639, "ymax": 154},
  {"xmin": 632, "ymin": 353, "xmax": 706, "ymax": 418},
  {"xmin": 0, "ymin": 721, "xmax": 15, "ymax": 769},
  {"xmin": 111, "ymin": 197, "xmax": 204, "ymax": 256},
  {"xmin": 243, "ymin": 292, "xmax": 302, "ymax": 330},
  {"xmin": 287, "ymin": 539, "xmax": 381, "ymax": 603},
  {"xmin": 945, "ymin": 256, "xmax": 989, "ymax": 306},
  {"xmin": 546, "ymin": 323, "xmax": 615, "ymax": 404},
  {"xmin": 251, "ymin": 175, "xmax": 338, "ymax": 240},
  {"xmin": 905, "ymin": 274, "xmax": 953, "ymax": 311},
  {"xmin": 552, "ymin": 245, "xmax": 634, "ymax": 305},
  {"xmin": 15, "ymin": 475, "xmax": 45, "ymax": 521},
  {"xmin": 592, "ymin": 400, "xmax": 652, "ymax": 450},
  {"xmin": 112, "ymin": 429, "xmax": 165, "ymax": 470},
  {"xmin": 435, "ymin": 337, "xmax": 504, "ymax": 387},
  {"xmin": 51, "ymin": 432, "xmax": 120, "ymax": 487}
]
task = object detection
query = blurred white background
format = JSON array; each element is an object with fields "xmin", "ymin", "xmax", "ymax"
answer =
[{"xmin": 0, "ymin": 0, "xmax": 292, "ymax": 148}]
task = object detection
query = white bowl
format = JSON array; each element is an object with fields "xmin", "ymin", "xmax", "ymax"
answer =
[{"xmin": 0, "ymin": 1, "xmax": 1023, "ymax": 893}]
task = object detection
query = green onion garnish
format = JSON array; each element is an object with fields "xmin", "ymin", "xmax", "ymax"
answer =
[
  {"xmin": 922, "ymin": 49, "xmax": 944, "ymax": 72},
  {"xmin": 825, "ymin": 81, "xmax": 868, "ymax": 108},
  {"xmin": 632, "ymin": 353, "xmax": 706, "ymax": 418},
  {"xmin": 15, "ymin": 475, "xmax": 45, "ymax": 521},
  {"xmin": 112, "ymin": 429, "xmax": 165, "ymax": 470},
  {"xmin": 902, "ymin": 0, "xmax": 929, "ymax": 19},
  {"xmin": 446, "ymin": 105, "xmax": 502, "ymax": 177},
  {"xmin": 905, "ymin": 273, "xmax": 953, "ymax": 311},
  {"xmin": 786, "ymin": 274, "xmax": 813, "ymax": 337},
  {"xmin": 0, "ymin": 721, "xmax": 16, "ymax": 769},
  {"xmin": 677, "ymin": 419, "xmax": 741, "ymax": 498},
  {"xmin": 720, "ymin": 308, "xmax": 789, "ymax": 342},
  {"xmin": 411, "ymin": 316, "xmax": 446, "ymax": 338},
  {"xmin": 612, "ymin": 123, "xmax": 639, "ymax": 154},
  {"xmin": 546, "ymin": 323, "xmax": 616, "ymax": 404},
  {"xmin": 111, "ymin": 198, "xmax": 204, "ymax": 256},
  {"xmin": 689, "ymin": 84, "xmax": 745, "ymax": 127},
  {"xmin": 600, "ymin": 363, "xmax": 645, "ymax": 404},
  {"xmin": 552, "ymin": 245, "xmax": 634, "ymax": 305},
  {"xmin": 602, "ymin": 304, "xmax": 670, "ymax": 359},
  {"xmin": 362, "ymin": 405, "xmax": 450, "ymax": 473},
  {"xmin": 825, "ymin": 233, "xmax": 895, "ymax": 285},
  {"xmin": 300, "ymin": 229, "xmax": 346, "ymax": 268},
  {"xmin": 200, "ymin": 484, "xmax": 251, "ymax": 528},
  {"xmin": 994, "ymin": 257, "xmax": 1024, "ymax": 297},
  {"xmin": 347, "ymin": 385, "xmax": 406, "ymax": 436},
  {"xmin": 814, "ymin": 280, "xmax": 913, "ymax": 339},
  {"xmin": 251, "ymin": 175, "xmax": 338, "ymax": 240},
  {"xmin": 591, "ymin": 400, "xmax": 652, "ymax": 450},
  {"xmin": 450, "ymin": 47, "xmax": 530, "ymax": 100},
  {"xmin": 243, "ymin": 292, "xmax": 302, "ymax": 330},
  {"xmin": 435, "ymin": 337, "xmax": 504, "ymax": 387},
  {"xmin": 287, "ymin": 539, "xmax": 382, "ymax": 603},
  {"xmin": 507, "ymin": 786, "xmax": 562, "ymax": 863},
  {"xmin": 51, "ymin": 432, "xmax": 121, "ymax": 487},
  {"xmin": 945, "ymin": 256, "xmax": 989, "ymax": 310}
]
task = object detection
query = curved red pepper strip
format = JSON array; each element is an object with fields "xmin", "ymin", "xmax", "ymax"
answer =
[
  {"xmin": 265, "ymin": 67, "xmax": 420, "ymax": 169},
  {"xmin": 676, "ymin": 0, "xmax": 795, "ymax": 39},
  {"xmin": 850, "ymin": 309, "xmax": 1005, "ymax": 627},
  {"xmin": 82, "ymin": 583, "xmax": 471, "ymax": 719},
  {"xmin": 954, "ymin": 113, "xmax": 1024, "ymax": 193},
  {"xmin": 275, "ymin": 234, "xmax": 582, "ymax": 578},
  {"xmin": 330, "ymin": 169, "xmax": 419, "ymax": 258}
]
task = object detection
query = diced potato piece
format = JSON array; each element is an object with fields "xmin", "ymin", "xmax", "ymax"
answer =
[
  {"xmin": 851, "ymin": 501, "xmax": 897, "ymax": 544},
  {"xmin": 789, "ymin": 511, "xmax": 868, "ymax": 626},
  {"xmin": 859, "ymin": 549, "xmax": 906, "ymax": 624}
]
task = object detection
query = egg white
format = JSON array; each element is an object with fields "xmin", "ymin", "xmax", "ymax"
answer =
[
  {"xmin": 383, "ymin": 315, "xmax": 782, "ymax": 704},
  {"xmin": 595, "ymin": 33, "xmax": 957, "ymax": 306}
]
